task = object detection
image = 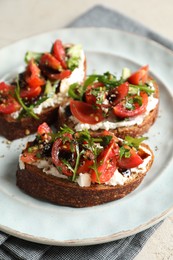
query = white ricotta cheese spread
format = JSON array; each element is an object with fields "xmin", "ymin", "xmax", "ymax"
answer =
[{"xmin": 70, "ymin": 96, "xmax": 158, "ymax": 131}]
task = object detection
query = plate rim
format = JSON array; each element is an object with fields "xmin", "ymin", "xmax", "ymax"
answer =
[{"xmin": 0, "ymin": 27, "xmax": 173, "ymax": 246}]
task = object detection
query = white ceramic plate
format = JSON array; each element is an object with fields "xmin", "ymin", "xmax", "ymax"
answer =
[{"xmin": 0, "ymin": 28, "xmax": 173, "ymax": 246}]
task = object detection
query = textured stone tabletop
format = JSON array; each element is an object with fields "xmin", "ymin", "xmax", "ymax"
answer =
[{"xmin": 0, "ymin": 1, "xmax": 173, "ymax": 259}]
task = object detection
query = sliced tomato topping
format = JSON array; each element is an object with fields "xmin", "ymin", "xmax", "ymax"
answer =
[
  {"xmin": 0, "ymin": 96, "xmax": 21, "ymax": 114},
  {"xmin": 108, "ymin": 82, "xmax": 129, "ymax": 106},
  {"xmin": 128, "ymin": 65, "xmax": 149, "ymax": 85},
  {"xmin": 37, "ymin": 122, "xmax": 52, "ymax": 141},
  {"xmin": 0, "ymin": 82, "xmax": 13, "ymax": 93},
  {"xmin": 44, "ymin": 69, "xmax": 71, "ymax": 81},
  {"xmin": 118, "ymin": 146, "xmax": 143, "ymax": 169},
  {"xmin": 91, "ymin": 139, "xmax": 119, "ymax": 183},
  {"xmin": 51, "ymin": 134, "xmax": 75, "ymax": 176},
  {"xmin": 20, "ymin": 150, "xmax": 38, "ymax": 164},
  {"xmin": 77, "ymin": 158, "xmax": 93, "ymax": 174},
  {"xmin": 52, "ymin": 39, "xmax": 67, "ymax": 69},
  {"xmin": 40, "ymin": 53, "xmax": 62, "ymax": 70},
  {"xmin": 20, "ymin": 86, "xmax": 42, "ymax": 99},
  {"xmin": 26, "ymin": 59, "xmax": 45, "ymax": 88},
  {"xmin": 0, "ymin": 82, "xmax": 21, "ymax": 114},
  {"xmin": 113, "ymin": 92, "xmax": 148, "ymax": 118},
  {"xmin": 70, "ymin": 100, "xmax": 104, "ymax": 124},
  {"xmin": 85, "ymin": 82, "xmax": 105, "ymax": 105}
]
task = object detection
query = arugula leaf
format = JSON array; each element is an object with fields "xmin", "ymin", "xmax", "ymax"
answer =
[
  {"xmin": 83, "ymin": 75, "xmax": 98, "ymax": 88},
  {"xmin": 124, "ymin": 136, "xmax": 148, "ymax": 150},
  {"xmin": 68, "ymin": 83, "xmax": 84, "ymax": 100},
  {"xmin": 129, "ymin": 84, "xmax": 154, "ymax": 95},
  {"xmin": 119, "ymin": 146, "xmax": 131, "ymax": 159}
]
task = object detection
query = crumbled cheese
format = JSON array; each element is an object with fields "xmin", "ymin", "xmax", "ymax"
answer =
[
  {"xmin": 105, "ymin": 169, "xmax": 128, "ymax": 186},
  {"xmin": 34, "ymin": 159, "xmax": 68, "ymax": 179},
  {"xmin": 76, "ymin": 173, "xmax": 91, "ymax": 187},
  {"xmin": 33, "ymin": 95, "xmax": 60, "ymax": 114},
  {"xmin": 19, "ymin": 155, "xmax": 25, "ymax": 170}
]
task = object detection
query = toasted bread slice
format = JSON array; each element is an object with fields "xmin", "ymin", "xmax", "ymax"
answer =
[{"xmin": 16, "ymin": 139, "xmax": 154, "ymax": 208}]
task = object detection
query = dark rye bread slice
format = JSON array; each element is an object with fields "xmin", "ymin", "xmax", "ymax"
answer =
[
  {"xmin": 16, "ymin": 144, "xmax": 154, "ymax": 208},
  {"xmin": 57, "ymin": 80, "xmax": 159, "ymax": 139},
  {"xmin": 0, "ymin": 104, "xmax": 59, "ymax": 141}
]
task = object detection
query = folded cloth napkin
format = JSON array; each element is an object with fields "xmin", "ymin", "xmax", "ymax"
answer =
[{"xmin": 0, "ymin": 4, "xmax": 169, "ymax": 260}]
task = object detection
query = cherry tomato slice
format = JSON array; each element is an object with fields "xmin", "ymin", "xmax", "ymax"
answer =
[
  {"xmin": 44, "ymin": 69, "xmax": 72, "ymax": 81},
  {"xmin": 118, "ymin": 146, "xmax": 143, "ymax": 169},
  {"xmin": 77, "ymin": 159, "xmax": 93, "ymax": 174},
  {"xmin": 113, "ymin": 92, "xmax": 148, "ymax": 118},
  {"xmin": 108, "ymin": 82, "xmax": 129, "ymax": 106},
  {"xmin": 52, "ymin": 39, "xmax": 67, "ymax": 69},
  {"xmin": 91, "ymin": 139, "xmax": 119, "ymax": 183},
  {"xmin": 0, "ymin": 82, "xmax": 13, "ymax": 93},
  {"xmin": 70, "ymin": 100, "xmax": 104, "ymax": 124},
  {"xmin": 85, "ymin": 82, "xmax": 105, "ymax": 105},
  {"xmin": 37, "ymin": 122, "xmax": 52, "ymax": 141},
  {"xmin": 0, "ymin": 82, "xmax": 21, "ymax": 114},
  {"xmin": 51, "ymin": 134, "xmax": 75, "ymax": 176},
  {"xmin": 26, "ymin": 59, "xmax": 45, "ymax": 88},
  {"xmin": 40, "ymin": 53, "xmax": 62, "ymax": 70},
  {"xmin": 20, "ymin": 86, "xmax": 42, "ymax": 99},
  {"xmin": 128, "ymin": 65, "xmax": 149, "ymax": 85},
  {"xmin": 20, "ymin": 151, "xmax": 38, "ymax": 164},
  {"xmin": 0, "ymin": 96, "xmax": 21, "ymax": 114}
]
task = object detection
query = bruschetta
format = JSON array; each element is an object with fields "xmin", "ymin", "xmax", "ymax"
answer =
[
  {"xmin": 0, "ymin": 39, "xmax": 86, "ymax": 140},
  {"xmin": 16, "ymin": 122, "xmax": 154, "ymax": 207},
  {"xmin": 58, "ymin": 65, "xmax": 159, "ymax": 138}
]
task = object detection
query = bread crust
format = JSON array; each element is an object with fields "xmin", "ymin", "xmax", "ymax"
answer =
[
  {"xmin": 0, "ymin": 105, "xmax": 59, "ymax": 140},
  {"xmin": 16, "ymin": 144, "xmax": 154, "ymax": 207},
  {"xmin": 57, "ymin": 80, "xmax": 159, "ymax": 139}
]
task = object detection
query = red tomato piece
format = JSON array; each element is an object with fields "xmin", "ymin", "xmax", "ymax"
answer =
[
  {"xmin": 37, "ymin": 122, "xmax": 52, "ymax": 141},
  {"xmin": 77, "ymin": 159, "xmax": 93, "ymax": 174},
  {"xmin": 0, "ymin": 82, "xmax": 21, "ymax": 114},
  {"xmin": 20, "ymin": 86, "xmax": 42, "ymax": 99},
  {"xmin": 128, "ymin": 65, "xmax": 149, "ymax": 85},
  {"xmin": 26, "ymin": 59, "xmax": 45, "ymax": 88},
  {"xmin": 20, "ymin": 151, "xmax": 38, "ymax": 164},
  {"xmin": 108, "ymin": 82, "xmax": 129, "ymax": 106},
  {"xmin": 0, "ymin": 82, "xmax": 12, "ymax": 93},
  {"xmin": 113, "ymin": 92, "xmax": 148, "ymax": 118},
  {"xmin": 70, "ymin": 100, "xmax": 104, "ymax": 124},
  {"xmin": 52, "ymin": 39, "xmax": 67, "ymax": 69},
  {"xmin": 91, "ymin": 139, "xmax": 119, "ymax": 183},
  {"xmin": 44, "ymin": 69, "xmax": 72, "ymax": 81},
  {"xmin": 0, "ymin": 96, "xmax": 21, "ymax": 114},
  {"xmin": 85, "ymin": 82, "xmax": 105, "ymax": 105},
  {"xmin": 40, "ymin": 53, "xmax": 62, "ymax": 70},
  {"xmin": 118, "ymin": 146, "xmax": 143, "ymax": 169}
]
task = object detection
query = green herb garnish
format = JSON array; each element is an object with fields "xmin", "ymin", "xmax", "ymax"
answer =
[
  {"xmin": 124, "ymin": 136, "xmax": 148, "ymax": 150},
  {"xmin": 14, "ymin": 78, "xmax": 39, "ymax": 119}
]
